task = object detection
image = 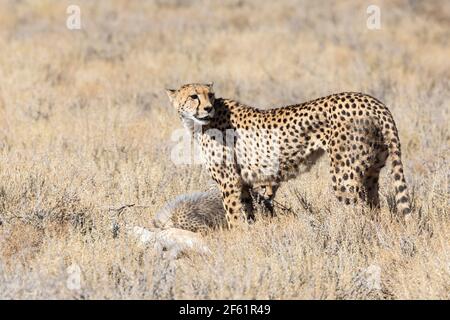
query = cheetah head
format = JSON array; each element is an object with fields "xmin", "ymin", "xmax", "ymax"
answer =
[
  {"xmin": 165, "ymin": 83, "xmax": 215, "ymax": 125},
  {"xmin": 252, "ymin": 182, "xmax": 279, "ymax": 206}
]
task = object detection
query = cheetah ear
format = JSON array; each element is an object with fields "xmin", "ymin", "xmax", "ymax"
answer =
[
  {"xmin": 165, "ymin": 88, "xmax": 177, "ymax": 104},
  {"xmin": 207, "ymin": 82, "xmax": 214, "ymax": 90}
]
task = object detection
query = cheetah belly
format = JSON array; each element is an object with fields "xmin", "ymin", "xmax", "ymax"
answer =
[{"xmin": 236, "ymin": 133, "xmax": 324, "ymax": 185}]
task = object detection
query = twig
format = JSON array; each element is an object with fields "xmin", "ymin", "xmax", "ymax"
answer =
[
  {"xmin": 107, "ymin": 203, "xmax": 154, "ymax": 216},
  {"xmin": 108, "ymin": 203, "xmax": 136, "ymax": 216},
  {"xmin": 272, "ymin": 199, "xmax": 296, "ymax": 216}
]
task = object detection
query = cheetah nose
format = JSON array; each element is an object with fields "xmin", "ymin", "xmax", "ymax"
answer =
[{"xmin": 204, "ymin": 106, "xmax": 213, "ymax": 113}]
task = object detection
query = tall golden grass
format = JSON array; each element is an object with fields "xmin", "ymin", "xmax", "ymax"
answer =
[{"xmin": 0, "ymin": 0, "xmax": 448, "ymax": 299}]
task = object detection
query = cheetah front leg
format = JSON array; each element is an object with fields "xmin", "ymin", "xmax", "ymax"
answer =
[{"xmin": 215, "ymin": 173, "xmax": 248, "ymax": 229}]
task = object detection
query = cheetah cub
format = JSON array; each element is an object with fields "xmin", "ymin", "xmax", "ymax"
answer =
[
  {"xmin": 128, "ymin": 184, "xmax": 276, "ymax": 258},
  {"xmin": 166, "ymin": 83, "xmax": 411, "ymax": 228},
  {"xmin": 154, "ymin": 183, "xmax": 278, "ymax": 234}
]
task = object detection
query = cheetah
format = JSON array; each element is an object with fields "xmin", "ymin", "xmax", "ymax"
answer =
[
  {"xmin": 154, "ymin": 183, "xmax": 278, "ymax": 234},
  {"xmin": 166, "ymin": 83, "xmax": 411, "ymax": 228},
  {"xmin": 249, "ymin": 180, "xmax": 280, "ymax": 216},
  {"xmin": 153, "ymin": 186, "xmax": 226, "ymax": 233},
  {"xmin": 126, "ymin": 183, "xmax": 278, "ymax": 258}
]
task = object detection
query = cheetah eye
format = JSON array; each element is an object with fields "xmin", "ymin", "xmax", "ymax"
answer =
[{"xmin": 189, "ymin": 94, "xmax": 198, "ymax": 100}]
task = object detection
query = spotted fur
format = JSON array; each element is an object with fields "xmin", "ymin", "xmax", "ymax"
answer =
[
  {"xmin": 166, "ymin": 83, "xmax": 411, "ymax": 228},
  {"xmin": 154, "ymin": 184, "xmax": 277, "ymax": 233}
]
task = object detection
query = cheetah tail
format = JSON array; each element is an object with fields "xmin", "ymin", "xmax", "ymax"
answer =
[{"xmin": 381, "ymin": 120, "xmax": 411, "ymax": 218}]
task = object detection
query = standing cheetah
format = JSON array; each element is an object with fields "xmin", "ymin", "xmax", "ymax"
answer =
[{"xmin": 166, "ymin": 83, "xmax": 411, "ymax": 228}]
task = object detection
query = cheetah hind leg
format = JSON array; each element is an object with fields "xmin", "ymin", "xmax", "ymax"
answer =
[
  {"xmin": 330, "ymin": 167, "xmax": 382, "ymax": 222},
  {"xmin": 362, "ymin": 148, "xmax": 388, "ymax": 218},
  {"xmin": 361, "ymin": 171, "xmax": 381, "ymax": 220},
  {"xmin": 330, "ymin": 165, "xmax": 361, "ymax": 207},
  {"xmin": 363, "ymin": 173, "xmax": 380, "ymax": 208},
  {"xmin": 331, "ymin": 163, "xmax": 385, "ymax": 219}
]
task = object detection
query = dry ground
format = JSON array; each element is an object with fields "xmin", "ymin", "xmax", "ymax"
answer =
[{"xmin": 0, "ymin": 0, "xmax": 449, "ymax": 299}]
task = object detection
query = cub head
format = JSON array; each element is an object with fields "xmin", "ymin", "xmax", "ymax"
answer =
[
  {"xmin": 252, "ymin": 181, "xmax": 279, "ymax": 204},
  {"xmin": 165, "ymin": 83, "xmax": 215, "ymax": 125},
  {"xmin": 250, "ymin": 181, "xmax": 280, "ymax": 215}
]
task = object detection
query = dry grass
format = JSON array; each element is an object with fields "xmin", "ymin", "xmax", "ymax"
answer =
[{"xmin": 0, "ymin": 0, "xmax": 449, "ymax": 299}]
